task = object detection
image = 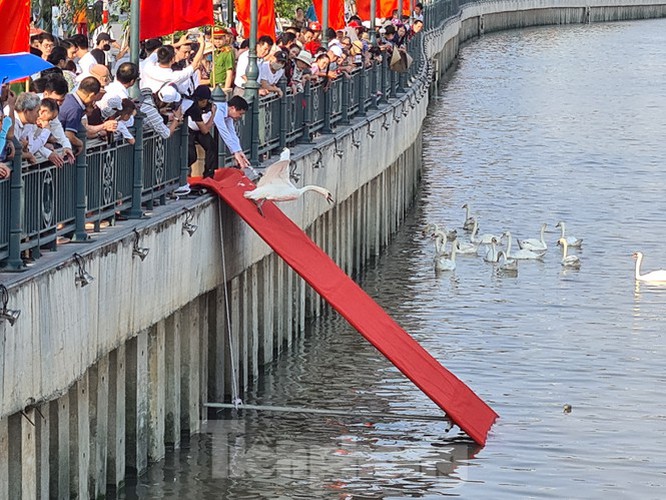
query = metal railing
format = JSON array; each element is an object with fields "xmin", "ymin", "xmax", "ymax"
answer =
[{"xmin": 0, "ymin": 0, "xmax": 444, "ymax": 270}]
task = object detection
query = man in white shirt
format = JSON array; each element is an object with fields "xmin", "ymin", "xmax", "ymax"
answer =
[
  {"xmin": 212, "ymin": 96, "xmax": 250, "ymax": 169},
  {"xmin": 70, "ymin": 34, "xmax": 97, "ymax": 80},
  {"xmin": 141, "ymin": 35, "xmax": 205, "ymax": 94},
  {"xmin": 35, "ymin": 74, "xmax": 76, "ymax": 163},
  {"xmin": 258, "ymin": 50, "xmax": 286, "ymax": 97},
  {"xmin": 11, "ymin": 92, "xmax": 65, "ymax": 167},
  {"xmin": 98, "ymin": 62, "xmax": 138, "ymax": 119},
  {"xmin": 233, "ymin": 35, "xmax": 274, "ymax": 95}
]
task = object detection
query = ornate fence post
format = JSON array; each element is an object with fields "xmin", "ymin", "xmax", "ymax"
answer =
[
  {"xmin": 380, "ymin": 57, "xmax": 389, "ymax": 104},
  {"xmin": 179, "ymin": 120, "xmax": 189, "ymax": 186},
  {"xmin": 212, "ymin": 86, "xmax": 227, "ymax": 167},
  {"xmin": 279, "ymin": 77, "xmax": 288, "ymax": 149},
  {"xmin": 6, "ymin": 139, "xmax": 25, "ymax": 271},
  {"xmin": 128, "ymin": 112, "xmax": 145, "ymax": 219},
  {"xmin": 300, "ymin": 80, "xmax": 313, "ymax": 143},
  {"xmin": 341, "ymin": 76, "xmax": 350, "ymax": 125},
  {"xmin": 323, "ymin": 82, "xmax": 333, "ymax": 134},
  {"xmin": 369, "ymin": 60, "xmax": 379, "ymax": 109},
  {"xmin": 358, "ymin": 68, "xmax": 367, "ymax": 117},
  {"xmin": 71, "ymin": 131, "xmax": 90, "ymax": 241}
]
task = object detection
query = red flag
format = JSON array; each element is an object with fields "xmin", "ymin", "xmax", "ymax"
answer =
[
  {"xmin": 235, "ymin": 0, "xmax": 277, "ymax": 40},
  {"xmin": 355, "ymin": 0, "xmax": 396, "ymax": 22},
  {"xmin": 313, "ymin": 0, "xmax": 346, "ymax": 31},
  {"xmin": 140, "ymin": 0, "xmax": 213, "ymax": 40},
  {"xmin": 0, "ymin": 0, "xmax": 30, "ymax": 54}
]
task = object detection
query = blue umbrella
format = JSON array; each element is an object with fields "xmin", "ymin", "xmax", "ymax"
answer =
[{"xmin": 0, "ymin": 52, "xmax": 54, "ymax": 83}]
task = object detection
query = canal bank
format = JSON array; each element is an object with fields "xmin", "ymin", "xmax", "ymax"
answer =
[{"xmin": 2, "ymin": 1, "xmax": 666, "ymax": 498}]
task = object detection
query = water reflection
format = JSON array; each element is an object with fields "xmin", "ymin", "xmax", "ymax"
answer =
[{"xmin": 124, "ymin": 19, "xmax": 666, "ymax": 498}]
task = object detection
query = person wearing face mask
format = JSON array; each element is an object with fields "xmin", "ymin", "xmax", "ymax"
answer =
[
  {"xmin": 91, "ymin": 33, "xmax": 115, "ymax": 66},
  {"xmin": 258, "ymin": 50, "xmax": 286, "ymax": 97}
]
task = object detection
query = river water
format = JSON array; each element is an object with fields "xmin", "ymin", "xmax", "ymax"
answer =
[{"xmin": 122, "ymin": 19, "xmax": 666, "ymax": 499}]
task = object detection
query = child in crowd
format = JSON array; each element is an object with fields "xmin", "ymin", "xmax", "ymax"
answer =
[
  {"xmin": 114, "ymin": 99, "xmax": 137, "ymax": 145},
  {"xmin": 23, "ymin": 98, "xmax": 59, "ymax": 164}
]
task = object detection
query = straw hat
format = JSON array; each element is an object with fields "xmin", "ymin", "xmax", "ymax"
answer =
[{"xmin": 296, "ymin": 50, "xmax": 313, "ymax": 65}]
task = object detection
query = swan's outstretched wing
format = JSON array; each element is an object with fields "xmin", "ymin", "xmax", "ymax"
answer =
[{"xmin": 256, "ymin": 159, "xmax": 291, "ymax": 187}]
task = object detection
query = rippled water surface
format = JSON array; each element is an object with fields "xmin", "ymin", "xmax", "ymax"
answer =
[{"xmin": 123, "ymin": 19, "xmax": 666, "ymax": 499}]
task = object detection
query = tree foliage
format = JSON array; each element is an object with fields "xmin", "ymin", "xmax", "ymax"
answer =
[{"xmin": 274, "ymin": 0, "xmax": 312, "ymax": 19}]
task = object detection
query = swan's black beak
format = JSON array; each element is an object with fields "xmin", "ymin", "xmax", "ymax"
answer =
[{"xmin": 326, "ymin": 193, "xmax": 335, "ymax": 204}]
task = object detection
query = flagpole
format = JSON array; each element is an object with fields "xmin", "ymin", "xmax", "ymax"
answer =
[
  {"xmin": 129, "ymin": 0, "xmax": 141, "ymax": 98},
  {"xmin": 322, "ymin": 0, "xmax": 329, "ymax": 45},
  {"xmin": 370, "ymin": 0, "xmax": 377, "ymax": 44},
  {"xmin": 245, "ymin": 0, "xmax": 260, "ymax": 165}
]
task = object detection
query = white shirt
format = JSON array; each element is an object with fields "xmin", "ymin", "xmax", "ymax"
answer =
[
  {"xmin": 77, "ymin": 52, "xmax": 97, "ymax": 80},
  {"xmin": 212, "ymin": 103, "xmax": 242, "ymax": 154},
  {"xmin": 98, "ymin": 80, "xmax": 129, "ymax": 112},
  {"xmin": 234, "ymin": 50, "xmax": 249, "ymax": 88},
  {"xmin": 142, "ymin": 62, "xmax": 195, "ymax": 94},
  {"xmin": 139, "ymin": 51, "xmax": 158, "ymax": 74},
  {"xmin": 258, "ymin": 61, "xmax": 284, "ymax": 86}
]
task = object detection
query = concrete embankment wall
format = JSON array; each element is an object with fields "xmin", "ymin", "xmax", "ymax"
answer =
[{"xmin": 2, "ymin": 0, "xmax": 665, "ymax": 497}]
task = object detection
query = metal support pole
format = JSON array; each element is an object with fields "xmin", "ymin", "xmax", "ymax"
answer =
[
  {"xmin": 322, "ymin": 0, "xmax": 329, "ymax": 45},
  {"xmin": 244, "ymin": 0, "xmax": 260, "ymax": 103},
  {"xmin": 6, "ymin": 139, "xmax": 25, "ymax": 271},
  {"xmin": 179, "ymin": 121, "xmax": 189, "ymax": 186},
  {"xmin": 245, "ymin": 0, "xmax": 260, "ymax": 165},
  {"xmin": 370, "ymin": 0, "xmax": 377, "ymax": 44},
  {"xmin": 227, "ymin": 0, "xmax": 234, "ymax": 26},
  {"xmin": 128, "ymin": 113, "xmax": 145, "ymax": 219},
  {"xmin": 129, "ymin": 0, "xmax": 141, "ymax": 99},
  {"xmin": 71, "ymin": 131, "xmax": 90, "ymax": 242}
]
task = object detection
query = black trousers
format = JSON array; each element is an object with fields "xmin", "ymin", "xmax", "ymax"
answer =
[{"xmin": 188, "ymin": 130, "xmax": 218, "ymax": 178}]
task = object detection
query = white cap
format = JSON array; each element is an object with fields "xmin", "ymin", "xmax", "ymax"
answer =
[
  {"xmin": 158, "ymin": 84, "xmax": 181, "ymax": 103},
  {"xmin": 329, "ymin": 45, "xmax": 343, "ymax": 58}
]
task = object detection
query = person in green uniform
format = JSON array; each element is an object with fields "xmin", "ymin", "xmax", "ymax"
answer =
[{"xmin": 211, "ymin": 27, "xmax": 235, "ymax": 95}]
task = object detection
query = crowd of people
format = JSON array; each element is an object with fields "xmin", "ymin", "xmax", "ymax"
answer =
[{"xmin": 0, "ymin": 4, "xmax": 425, "ymax": 184}]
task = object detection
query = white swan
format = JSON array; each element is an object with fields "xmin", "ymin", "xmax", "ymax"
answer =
[
  {"xmin": 422, "ymin": 222, "xmax": 441, "ymax": 238},
  {"xmin": 558, "ymin": 238, "xmax": 581, "ymax": 268},
  {"xmin": 433, "ymin": 231, "xmax": 450, "ymax": 258},
  {"xmin": 434, "ymin": 239, "xmax": 457, "ymax": 272},
  {"xmin": 518, "ymin": 223, "xmax": 548, "ymax": 252},
  {"xmin": 455, "ymin": 237, "xmax": 479, "ymax": 255},
  {"xmin": 244, "ymin": 148, "xmax": 334, "ymax": 215},
  {"xmin": 470, "ymin": 219, "xmax": 500, "ymax": 245},
  {"xmin": 504, "ymin": 231, "xmax": 546, "ymax": 260},
  {"xmin": 497, "ymin": 250, "xmax": 518, "ymax": 272},
  {"xmin": 633, "ymin": 252, "xmax": 666, "ymax": 282},
  {"xmin": 461, "ymin": 203, "xmax": 477, "ymax": 231},
  {"xmin": 483, "ymin": 238, "xmax": 500, "ymax": 263},
  {"xmin": 555, "ymin": 221, "xmax": 582, "ymax": 248}
]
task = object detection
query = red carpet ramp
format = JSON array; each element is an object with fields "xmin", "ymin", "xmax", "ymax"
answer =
[{"xmin": 193, "ymin": 169, "xmax": 498, "ymax": 445}]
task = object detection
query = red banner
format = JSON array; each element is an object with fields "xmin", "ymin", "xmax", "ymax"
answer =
[
  {"xmin": 356, "ymin": 0, "xmax": 410, "ymax": 23},
  {"xmin": 140, "ymin": 0, "xmax": 213, "ymax": 40},
  {"xmin": 235, "ymin": 0, "xmax": 277, "ymax": 40},
  {"xmin": 313, "ymin": 0, "xmax": 346, "ymax": 31},
  {"xmin": 0, "ymin": 0, "xmax": 30, "ymax": 54}
]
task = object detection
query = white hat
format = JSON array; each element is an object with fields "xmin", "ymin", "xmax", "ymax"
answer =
[
  {"xmin": 329, "ymin": 45, "xmax": 343, "ymax": 58},
  {"xmin": 158, "ymin": 84, "xmax": 181, "ymax": 103},
  {"xmin": 296, "ymin": 50, "xmax": 313, "ymax": 66}
]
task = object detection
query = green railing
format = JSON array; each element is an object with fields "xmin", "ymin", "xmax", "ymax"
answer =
[{"xmin": 0, "ymin": 0, "xmax": 443, "ymax": 270}]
